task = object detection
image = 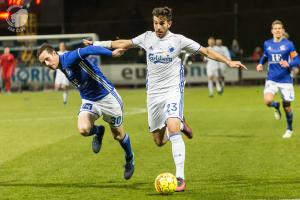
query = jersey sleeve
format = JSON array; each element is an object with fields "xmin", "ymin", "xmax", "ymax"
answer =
[
  {"xmin": 64, "ymin": 46, "xmax": 112, "ymax": 65},
  {"xmin": 180, "ymin": 35, "xmax": 201, "ymax": 55},
  {"xmin": 288, "ymin": 42, "xmax": 300, "ymax": 68},
  {"xmin": 289, "ymin": 42, "xmax": 298, "ymax": 59},
  {"xmin": 131, "ymin": 31, "xmax": 150, "ymax": 49}
]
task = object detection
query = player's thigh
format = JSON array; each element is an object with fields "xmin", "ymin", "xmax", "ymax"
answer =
[
  {"xmin": 147, "ymin": 96, "xmax": 166, "ymax": 132},
  {"xmin": 101, "ymin": 90, "xmax": 124, "ymax": 128},
  {"xmin": 77, "ymin": 112, "xmax": 97, "ymax": 134},
  {"xmin": 278, "ymin": 83, "xmax": 295, "ymax": 102},
  {"xmin": 264, "ymin": 80, "xmax": 278, "ymax": 103}
]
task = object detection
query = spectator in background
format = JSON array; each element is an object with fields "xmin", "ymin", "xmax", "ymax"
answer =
[
  {"xmin": 0, "ymin": 47, "xmax": 16, "ymax": 93},
  {"xmin": 251, "ymin": 46, "xmax": 263, "ymax": 62},
  {"xmin": 231, "ymin": 38, "xmax": 243, "ymax": 60},
  {"xmin": 55, "ymin": 42, "xmax": 70, "ymax": 104},
  {"xmin": 216, "ymin": 38, "xmax": 231, "ymax": 90}
]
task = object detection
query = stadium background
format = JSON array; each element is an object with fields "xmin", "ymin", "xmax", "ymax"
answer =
[{"xmin": 1, "ymin": 1, "xmax": 300, "ymax": 199}]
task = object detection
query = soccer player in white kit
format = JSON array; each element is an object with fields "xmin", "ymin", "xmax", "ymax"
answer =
[
  {"xmin": 84, "ymin": 6, "xmax": 246, "ymax": 192},
  {"xmin": 205, "ymin": 37, "xmax": 224, "ymax": 97},
  {"xmin": 55, "ymin": 42, "xmax": 70, "ymax": 104},
  {"xmin": 216, "ymin": 38, "xmax": 231, "ymax": 90}
]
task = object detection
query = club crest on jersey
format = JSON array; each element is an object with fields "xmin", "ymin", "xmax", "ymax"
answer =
[
  {"xmin": 65, "ymin": 69, "xmax": 72, "ymax": 76},
  {"xmin": 168, "ymin": 46, "xmax": 175, "ymax": 53},
  {"xmin": 267, "ymin": 46, "xmax": 272, "ymax": 51},
  {"xmin": 148, "ymin": 53, "xmax": 172, "ymax": 64},
  {"xmin": 280, "ymin": 45, "xmax": 286, "ymax": 51}
]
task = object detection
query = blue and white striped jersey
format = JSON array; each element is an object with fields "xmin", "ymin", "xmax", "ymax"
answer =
[{"xmin": 59, "ymin": 45, "xmax": 114, "ymax": 101}]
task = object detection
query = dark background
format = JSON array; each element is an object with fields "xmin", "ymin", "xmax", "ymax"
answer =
[{"xmin": 0, "ymin": 0, "xmax": 300, "ymax": 57}]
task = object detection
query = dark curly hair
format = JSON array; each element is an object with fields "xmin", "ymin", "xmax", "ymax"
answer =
[{"xmin": 152, "ymin": 6, "xmax": 173, "ymax": 21}]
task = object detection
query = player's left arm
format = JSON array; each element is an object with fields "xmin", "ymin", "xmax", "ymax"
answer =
[
  {"xmin": 279, "ymin": 42, "xmax": 300, "ymax": 68},
  {"xmin": 199, "ymin": 47, "xmax": 247, "ymax": 70}
]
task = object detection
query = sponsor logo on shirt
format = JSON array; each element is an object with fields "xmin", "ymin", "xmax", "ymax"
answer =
[{"xmin": 148, "ymin": 53, "xmax": 172, "ymax": 64}]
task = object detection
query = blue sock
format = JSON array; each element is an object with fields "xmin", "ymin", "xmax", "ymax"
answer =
[
  {"xmin": 119, "ymin": 133, "xmax": 133, "ymax": 162},
  {"xmin": 270, "ymin": 101, "xmax": 279, "ymax": 109},
  {"xmin": 286, "ymin": 112, "xmax": 293, "ymax": 130}
]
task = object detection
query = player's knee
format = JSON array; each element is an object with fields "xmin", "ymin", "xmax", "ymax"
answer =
[
  {"xmin": 264, "ymin": 99, "xmax": 272, "ymax": 106},
  {"xmin": 113, "ymin": 133, "xmax": 123, "ymax": 141},
  {"xmin": 78, "ymin": 124, "xmax": 92, "ymax": 136},
  {"xmin": 153, "ymin": 138, "xmax": 164, "ymax": 147}
]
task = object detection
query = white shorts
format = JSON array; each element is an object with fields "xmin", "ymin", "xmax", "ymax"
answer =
[
  {"xmin": 55, "ymin": 69, "xmax": 69, "ymax": 86},
  {"xmin": 206, "ymin": 64, "xmax": 219, "ymax": 77},
  {"xmin": 147, "ymin": 90, "xmax": 184, "ymax": 132},
  {"xmin": 79, "ymin": 89, "xmax": 123, "ymax": 127},
  {"xmin": 264, "ymin": 80, "xmax": 295, "ymax": 102},
  {"xmin": 219, "ymin": 63, "xmax": 227, "ymax": 76}
]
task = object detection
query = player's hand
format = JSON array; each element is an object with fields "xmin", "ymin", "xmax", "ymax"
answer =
[
  {"xmin": 228, "ymin": 61, "xmax": 247, "ymax": 70},
  {"xmin": 256, "ymin": 64, "xmax": 264, "ymax": 72},
  {"xmin": 112, "ymin": 48, "xmax": 126, "ymax": 57},
  {"xmin": 279, "ymin": 60, "xmax": 289, "ymax": 68},
  {"xmin": 82, "ymin": 39, "xmax": 93, "ymax": 46}
]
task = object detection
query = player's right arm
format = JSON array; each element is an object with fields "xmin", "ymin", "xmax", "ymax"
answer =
[{"xmin": 256, "ymin": 42, "xmax": 267, "ymax": 72}]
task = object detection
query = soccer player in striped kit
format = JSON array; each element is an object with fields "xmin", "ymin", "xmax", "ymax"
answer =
[
  {"xmin": 37, "ymin": 44, "xmax": 135, "ymax": 180},
  {"xmin": 84, "ymin": 6, "xmax": 246, "ymax": 191},
  {"xmin": 256, "ymin": 20, "xmax": 300, "ymax": 138}
]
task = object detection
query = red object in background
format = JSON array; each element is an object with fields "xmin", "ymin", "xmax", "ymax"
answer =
[
  {"xmin": 0, "ymin": 12, "xmax": 9, "ymax": 19},
  {"xmin": 0, "ymin": 53, "xmax": 16, "ymax": 92},
  {"xmin": 8, "ymin": 0, "xmax": 22, "ymax": 5},
  {"xmin": 35, "ymin": 0, "xmax": 41, "ymax": 5}
]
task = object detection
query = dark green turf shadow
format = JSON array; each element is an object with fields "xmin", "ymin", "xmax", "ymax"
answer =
[
  {"xmin": 203, "ymin": 134, "xmax": 254, "ymax": 138},
  {"xmin": 0, "ymin": 181, "xmax": 149, "ymax": 190}
]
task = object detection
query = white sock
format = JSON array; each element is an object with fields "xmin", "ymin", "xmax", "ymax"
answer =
[
  {"xmin": 63, "ymin": 91, "xmax": 68, "ymax": 103},
  {"xmin": 169, "ymin": 133, "xmax": 185, "ymax": 179},
  {"xmin": 208, "ymin": 80, "xmax": 214, "ymax": 96},
  {"xmin": 215, "ymin": 80, "xmax": 222, "ymax": 92}
]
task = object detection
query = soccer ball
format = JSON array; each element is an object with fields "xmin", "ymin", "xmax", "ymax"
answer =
[{"xmin": 154, "ymin": 172, "xmax": 177, "ymax": 194}]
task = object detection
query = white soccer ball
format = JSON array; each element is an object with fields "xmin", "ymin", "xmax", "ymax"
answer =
[{"xmin": 154, "ymin": 172, "xmax": 177, "ymax": 194}]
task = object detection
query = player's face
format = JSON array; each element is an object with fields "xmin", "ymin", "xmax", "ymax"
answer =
[
  {"xmin": 153, "ymin": 16, "xmax": 171, "ymax": 38},
  {"xmin": 39, "ymin": 50, "xmax": 59, "ymax": 70},
  {"xmin": 208, "ymin": 38, "xmax": 215, "ymax": 47},
  {"xmin": 271, "ymin": 24, "xmax": 284, "ymax": 39},
  {"xmin": 59, "ymin": 43, "xmax": 66, "ymax": 52}
]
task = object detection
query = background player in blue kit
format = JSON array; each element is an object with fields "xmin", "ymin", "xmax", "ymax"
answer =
[
  {"xmin": 256, "ymin": 20, "xmax": 300, "ymax": 138},
  {"xmin": 37, "ymin": 44, "xmax": 135, "ymax": 180}
]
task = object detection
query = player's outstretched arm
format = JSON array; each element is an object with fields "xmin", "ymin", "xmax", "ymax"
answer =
[
  {"xmin": 199, "ymin": 47, "xmax": 247, "ymax": 70},
  {"xmin": 83, "ymin": 39, "xmax": 134, "ymax": 49}
]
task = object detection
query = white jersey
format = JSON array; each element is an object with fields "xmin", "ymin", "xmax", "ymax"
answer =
[
  {"xmin": 217, "ymin": 45, "xmax": 231, "ymax": 74},
  {"xmin": 205, "ymin": 46, "xmax": 222, "ymax": 68},
  {"xmin": 132, "ymin": 31, "xmax": 201, "ymax": 95}
]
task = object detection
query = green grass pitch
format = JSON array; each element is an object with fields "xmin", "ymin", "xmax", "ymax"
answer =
[{"xmin": 1, "ymin": 86, "xmax": 300, "ymax": 199}]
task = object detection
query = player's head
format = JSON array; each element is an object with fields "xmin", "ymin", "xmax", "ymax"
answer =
[
  {"xmin": 59, "ymin": 42, "xmax": 67, "ymax": 52},
  {"xmin": 37, "ymin": 43, "xmax": 60, "ymax": 70},
  {"xmin": 4, "ymin": 47, "xmax": 10, "ymax": 54},
  {"xmin": 207, "ymin": 37, "xmax": 215, "ymax": 47},
  {"xmin": 152, "ymin": 6, "xmax": 172, "ymax": 38},
  {"xmin": 271, "ymin": 20, "xmax": 285, "ymax": 40},
  {"xmin": 216, "ymin": 39, "xmax": 223, "ymax": 46},
  {"xmin": 283, "ymin": 32, "xmax": 289, "ymax": 39}
]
